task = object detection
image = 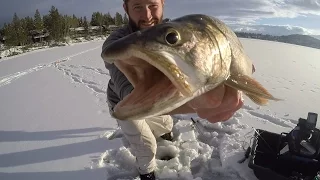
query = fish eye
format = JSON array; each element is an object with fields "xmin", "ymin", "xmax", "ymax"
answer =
[{"xmin": 165, "ymin": 29, "xmax": 180, "ymax": 45}]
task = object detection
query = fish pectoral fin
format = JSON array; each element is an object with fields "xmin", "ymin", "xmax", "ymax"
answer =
[
  {"xmin": 245, "ymin": 93, "xmax": 269, "ymax": 105},
  {"xmin": 225, "ymin": 74, "xmax": 282, "ymax": 106}
]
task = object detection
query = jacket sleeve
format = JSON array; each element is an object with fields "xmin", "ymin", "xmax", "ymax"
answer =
[
  {"xmin": 106, "ymin": 63, "xmax": 134, "ymax": 100},
  {"xmin": 102, "ymin": 26, "xmax": 134, "ymax": 101}
]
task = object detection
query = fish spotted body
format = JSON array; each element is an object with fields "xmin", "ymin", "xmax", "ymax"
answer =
[{"xmin": 101, "ymin": 14, "xmax": 281, "ymax": 121}]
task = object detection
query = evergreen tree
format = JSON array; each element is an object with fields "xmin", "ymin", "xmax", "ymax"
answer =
[
  {"xmin": 20, "ymin": 18, "xmax": 31, "ymax": 44},
  {"xmin": 0, "ymin": 25, "xmax": 5, "ymax": 43},
  {"xmin": 48, "ymin": 6, "xmax": 63, "ymax": 40},
  {"xmin": 71, "ymin": 14, "xmax": 79, "ymax": 28},
  {"xmin": 83, "ymin": 16, "xmax": 89, "ymax": 37},
  {"xmin": 78, "ymin": 17, "xmax": 83, "ymax": 27},
  {"xmin": 3, "ymin": 23, "xmax": 15, "ymax": 46},
  {"xmin": 123, "ymin": 13, "xmax": 129, "ymax": 24},
  {"xmin": 0, "ymin": 24, "xmax": 5, "ymax": 36},
  {"xmin": 114, "ymin": 12, "xmax": 123, "ymax": 26},
  {"xmin": 4, "ymin": 13, "xmax": 29, "ymax": 46},
  {"xmin": 91, "ymin": 12, "xmax": 103, "ymax": 26},
  {"xmin": 91, "ymin": 12, "xmax": 104, "ymax": 34},
  {"xmin": 24, "ymin": 16, "xmax": 35, "ymax": 32},
  {"xmin": 103, "ymin": 12, "xmax": 114, "ymax": 26},
  {"xmin": 34, "ymin": 9, "xmax": 43, "ymax": 30},
  {"xmin": 10, "ymin": 13, "xmax": 20, "ymax": 45},
  {"xmin": 61, "ymin": 15, "xmax": 69, "ymax": 38},
  {"xmin": 43, "ymin": 15, "xmax": 50, "ymax": 30}
]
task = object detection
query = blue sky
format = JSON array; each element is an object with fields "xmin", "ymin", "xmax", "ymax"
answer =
[{"xmin": 1, "ymin": 0, "xmax": 320, "ymax": 35}]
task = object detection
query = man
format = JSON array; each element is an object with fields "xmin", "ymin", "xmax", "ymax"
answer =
[{"xmin": 101, "ymin": 0, "xmax": 243, "ymax": 179}]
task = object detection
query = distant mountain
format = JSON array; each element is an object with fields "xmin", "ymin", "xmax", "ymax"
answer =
[
  {"xmin": 312, "ymin": 35, "xmax": 320, "ymax": 40},
  {"xmin": 235, "ymin": 32, "xmax": 320, "ymax": 50}
]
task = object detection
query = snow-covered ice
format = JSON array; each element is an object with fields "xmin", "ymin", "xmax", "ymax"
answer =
[{"xmin": 0, "ymin": 38, "xmax": 319, "ymax": 180}]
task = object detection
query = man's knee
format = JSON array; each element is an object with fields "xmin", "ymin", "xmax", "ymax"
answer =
[
  {"xmin": 160, "ymin": 115, "xmax": 174, "ymax": 130},
  {"xmin": 125, "ymin": 130, "xmax": 157, "ymax": 174},
  {"xmin": 117, "ymin": 119, "xmax": 145, "ymax": 134},
  {"xmin": 125, "ymin": 132, "xmax": 156, "ymax": 153},
  {"xmin": 117, "ymin": 119, "xmax": 157, "ymax": 152}
]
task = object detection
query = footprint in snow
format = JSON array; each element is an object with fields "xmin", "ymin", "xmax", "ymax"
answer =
[
  {"xmin": 71, "ymin": 76, "xmax": 82, "ymax": 83},
  {"xmin": 246, "ymin": 111, "xmax": 294, "ymax": 128},
  {"xmin": 87, "ymin": 84, "xmax": 106, "ymax": 94},
  {"xmin": 242, "ymin": 104, "xmax": 255, "ymax": 111}
]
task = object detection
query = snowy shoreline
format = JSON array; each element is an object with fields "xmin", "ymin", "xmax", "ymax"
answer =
[{"xmin": 0, "ymin": 36, "xmax": 107, "ymax": 61}]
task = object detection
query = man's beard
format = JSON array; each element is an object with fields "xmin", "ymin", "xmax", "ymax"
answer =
[{"xmin": 128, "ymin": 15, "xmax": 163, "ymax": 32}]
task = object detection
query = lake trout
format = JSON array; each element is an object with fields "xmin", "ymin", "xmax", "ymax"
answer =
[{"xmin": 101, "ymin": 14, "xmax": 281, "ymax": 121}]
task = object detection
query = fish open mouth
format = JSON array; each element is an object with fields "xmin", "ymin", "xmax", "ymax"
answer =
[{"xmin": 112, "ymin": 49, "xmax": 197, "ymax": 120}]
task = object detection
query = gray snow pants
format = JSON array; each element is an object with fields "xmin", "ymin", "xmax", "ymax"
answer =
[{"xmin": 117, "ymin": 115, "xmax": 174, "ymax": 174}]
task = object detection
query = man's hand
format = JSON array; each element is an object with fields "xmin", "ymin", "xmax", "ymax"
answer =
[
  {"xmin": 188, "ymin": 85, "xmax": 243, "ymax": 123},
  {"xmin": 169, "ymin": 84, "xmax": 244, "ymax": 123}
]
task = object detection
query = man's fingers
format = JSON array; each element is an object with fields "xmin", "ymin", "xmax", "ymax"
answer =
[
  {"xmin": 193, "ymin": 86, "xmax": 244, "ymax": 121},
  {"xmin": 205, "ymin": 100, "xmax": 244, "ymax": 123},
  {"xmin": 196, "ymin": 94, "xmax": 243, "ymax": 120},
  {"xmin": 190, "ymin": 85, "xmax": 241, "ymax": 111},
  {"xmin": 188, "ymin": 84, "xmax": 225, "ymax": 109},
  {"xmin": 214, "ymin": 86, "xmax": 242, "ymax": 110}
]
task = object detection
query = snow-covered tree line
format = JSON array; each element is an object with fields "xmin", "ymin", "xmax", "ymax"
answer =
[{"xmin": 0, "ymin": 6, "xmax": 128, "ymax": 46}]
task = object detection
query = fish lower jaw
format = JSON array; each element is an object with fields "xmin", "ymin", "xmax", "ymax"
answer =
[
  {"xmin": 112, "ymin": 73, "xmax": 195, "ymax": 121},
  {"xmin": 112, "ymin": 82, "xmax": 221, "ymax": 121},
  {"xmin": 113, "ymin": 86, "xmax": 188, "ymax": 121}
]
